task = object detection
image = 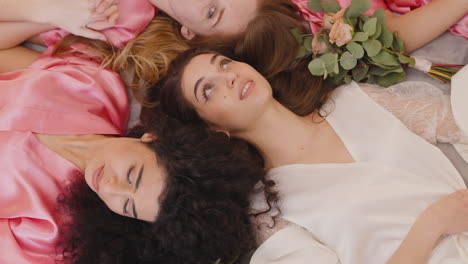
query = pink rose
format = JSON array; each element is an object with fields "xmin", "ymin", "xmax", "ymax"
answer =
[
  {"xmin": 322, "ymin": 13, "xmax": 334, "ymax": 29},
  {"xmin": 323, "ymin": 8, "xmax": 347, "ymax": 29},
  {"xmin": 331, "ymin": 7, "xmax": 347, "ymax": 22},
  {"xmin": 329, "ymin": 19, "xmax": 353, "ymax": 47},
  {"xmin": 311, "ymin": 34, "xmax": 329, "ymax": 55}
]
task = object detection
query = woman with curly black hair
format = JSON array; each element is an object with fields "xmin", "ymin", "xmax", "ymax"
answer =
[
  {"xmin": 55, "ymin": 112, "xmax": 270, "ymax": 264},
  {"xmin": 0, "ymin": 41, "xmax": 273, "ymax": 263}
]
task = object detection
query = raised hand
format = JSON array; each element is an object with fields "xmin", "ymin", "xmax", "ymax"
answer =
[
  {"xmin": 420, "ymin": 189, "xmax": 468, "ymax": 236},
  {"xmin": 34, "ymin": 0, "xmax": 120, "ymax": 40}
]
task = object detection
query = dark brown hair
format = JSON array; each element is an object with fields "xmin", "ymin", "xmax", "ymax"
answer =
[
  {"xmin": 185, "ymin": 0, "xmax": 307, "ymax": 79},
  {"xmin": 154, "ymin": 47, "xmax": 334, "ymax": 119},
  {"xmin": 234, "ymin": 0, "xmax": 305, "ymax": 78}
]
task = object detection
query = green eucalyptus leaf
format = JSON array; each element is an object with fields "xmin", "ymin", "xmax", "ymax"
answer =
[
  {"xmin": 320, "ymin": 53, "xmax": 338, "ymax": 65},
  {"xmin": 363, "ymin": 39, "xmax": 382, "ymax": 57},
  {"xmin": 377, "ymin": 71, "xmax": 406, "ymax": 87},
  {"xmin": 331, "ymin": 68, "xmax": 349, "ymax": 84},
  {"xmin": 346, "ymin": 0, "xmax": 371, "ymax": 19},
  {"xmin": 344, "ymin": 74, "xmax": 353, "ymax": 84},
  {"xmin": 303, "ymin": 36, "xmax": 313, "ymax": 52},
  {"xmin": 369, "ymin": 61, "xmax": 394, "ymax": 70},
  {"xmin": 291, "ymin": 28, "xmax": 303, "ymax": 44},
  {"xmin": 373, "ymin": 8, "xmax": 387, "ymax": 25},
  {"xmin": 392, "ymin": 32, "xmax": 405, "ymax": 51},
  {"xmin": 321, "ymin": 0, "xmax": 341, "ymax": 13},
  {"xmin": 352, "ymin": 32, "xmax": 368, "ymax": 42},
  {"xmin": 308, "ymin": 58, "xmax": 326, "ymax": 76},
  {"xmin": 366, "ymin": 73, "xmax": 375, "ymax": 84},
  {"xmin": 346, "ymin": 42, "xmax": 364, "ymax": 59},
  {"xmin": 358, "ymin": 15, "xmax": 369, "ymax": 32},
  {"xmin": 371, "ymin": 50, "xmax": 400, "ymax": 67},
  {"xmin": 379, "ymin": 28, "xmax": 393, "ymax": 48},
  {"xmin": 340, "ymin": 51, "xmax": 357, "ymax": 70},
  {"xmin": 347, "ymin": 17, "xmax": 358, "ymax": 28},
  {"xmin": 372, "ymin": 23, "xmax": 382, "ymax": 39},
  {"xmin": 359, "ymin": 14, "xmax": 370, "ymax": 22},
  {"xmin": 397, "ymin": 54, "xmax": 416, "ymax": 66},
  {"xmin": 352, "ymin": 61, "xmax": 369, "ymax": 82},
  {"xmin": 321, "ymin": 53, "xmax": 339, "ymax": 75},
  {"xmin": 296, "ymin": 45, "xmax": 308, "ymax": 59},
  {"xmin": 363, "ymin": 17, "xmax": 377, "ymax": 35},
  {"xmin": 308, "ymin": 0, "xmax": 324, "ymax": 11},
  {"xmin": 368, "ymin": 66, "xmax": 386, "ymax": 76},
  {"xmin": 368, "ymin": 66, "xmax": 403, "ymax": 76}
]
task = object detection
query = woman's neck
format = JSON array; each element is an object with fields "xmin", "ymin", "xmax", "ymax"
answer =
[
  {"xmin": 150, "ymin": 0, "xmax": 174, "ymax": 17},
  {"xmin": 35, "ymin": 134, "xmax": 108, "ymax": 172},
  {"xmin": 236, "ymin": 101, "xmax": 324, "ymax": 169}
]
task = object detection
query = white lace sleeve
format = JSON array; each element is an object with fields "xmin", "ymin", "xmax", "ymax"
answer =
[
  {"xmin": 250, "ymin": 214, "xmax": 339, "ymax": 264},
  {"xmin": 359, "ymin": 82, "xmax": 462, "ymax": 144}
]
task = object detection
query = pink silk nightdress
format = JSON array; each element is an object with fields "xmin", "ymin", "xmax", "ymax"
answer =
[
  {"xmin": 292, "ymin": 0, "xmax": 467, "ymax": 38},
  {"xmin": 0, "ymin": 0, "xmax": 155, "ymax": 262}
]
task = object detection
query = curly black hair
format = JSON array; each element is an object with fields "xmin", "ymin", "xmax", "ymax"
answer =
[{"xmin": 56, "ymin": 111, "xmax": 267, "ymax": 264}]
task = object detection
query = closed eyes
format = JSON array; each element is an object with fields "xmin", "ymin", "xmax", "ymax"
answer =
[{"xmin": 127, "ymin": 166, "xmax": 135, "ymax": 184}]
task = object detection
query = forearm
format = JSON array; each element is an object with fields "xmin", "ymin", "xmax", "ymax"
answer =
[
  {"xmin": 0, "ymin": 22, "xmax": 52, "ymax": 49},
  {"xmin": 385, "ymin": 0, "xmax": 468, "ymax": 52},
  {"xmin": 0, "ymin": 46, "xmax": 41, "ymax": 73},
  {"xmin": 0, "ymin": 0, "xmax": 43, "ymax": 22},
  {"xmin": 387, "ymin": 216, "xmax": 442, "ymax": 264}
]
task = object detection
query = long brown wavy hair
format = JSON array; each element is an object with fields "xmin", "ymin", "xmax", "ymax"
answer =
[
  {"xmin": 155, "ymin": 46, "xmax": 334, "ymax": 119},
  {"xmin": 234, "ymin": 0, "xmax": 306, "ymax": 79}
]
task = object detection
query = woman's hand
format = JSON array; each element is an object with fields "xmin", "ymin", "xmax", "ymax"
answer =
[
  {"xmin": 419, "ymin": 189, "xmax": 468, "ymax": 237},
  {"xmin": 387, "ymin": 189, "xmax": 468, "ymax": 264},
  {"xmin": 34, "ymin": 0, "xmax": 120, "ymax": 41}
]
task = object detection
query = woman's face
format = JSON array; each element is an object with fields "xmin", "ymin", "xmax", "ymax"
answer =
[
  {"xmin": 161, "ymin": 0, "xmax": 260, "ymax": 39},
  {"xmin": 180, "ymin": 53, "xmax": 272, "ymax": 133},
  {"xmin": 84, "ymin": 135, "xmax": 164, "ymax": 222}
]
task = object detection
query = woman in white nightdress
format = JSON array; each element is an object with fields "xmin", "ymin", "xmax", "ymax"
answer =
[{"xmin": 157, "ymin": 48, "xmax": 468, "ymax": 264}]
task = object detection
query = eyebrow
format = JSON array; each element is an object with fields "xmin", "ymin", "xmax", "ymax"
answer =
[
  {"xmin": 213, "ymin": 8, "xmax": 224, "ymax": 28},
  {"xmin": 193, "ymin": 54, "xmax": 219, "ymax": 102},
  {"xmin": 132, "ymin": 165, "xmax": 144, "ymax": 219}
]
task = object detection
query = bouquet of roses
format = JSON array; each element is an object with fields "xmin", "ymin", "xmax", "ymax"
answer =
[{"xmin": 293, "ymin": 0, "xmax": 463, "ymax": 87}]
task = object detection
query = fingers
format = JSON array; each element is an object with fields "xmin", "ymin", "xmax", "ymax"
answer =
[
  {"xmin": 87, "ymin": 11, "xmax": 119, "ymax": 31},
  {"xmin": 76, "ymin": 26, "xmax": 108, "ymax": 41},
  {"xmin": 96, "ymin": 0, "xmax": 119, "ymax": 13},
  {"xmin": 92, "ymin": 4, "xmax": 119, "ymax": 20}
]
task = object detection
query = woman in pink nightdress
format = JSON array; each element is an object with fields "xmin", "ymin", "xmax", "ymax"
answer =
[
  {"xmin": 0, "ymin": 1, "xmax": 154, "ymax": 263},
  {"xmin": 0, "ymin": 5, "xmax": 261, "ymax": 261}
]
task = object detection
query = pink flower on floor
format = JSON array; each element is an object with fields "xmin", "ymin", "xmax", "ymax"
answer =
[
  {"xmin": 322, "ymin": 13, "xmax": 334, "ymax": 29},
  {"xmin": 324, "ymin": 8, "xmax": 353, "ymax": 47},
  {"xmin": 311, "ymin": 34, "xmax": 329, "ymax": 55},
  {"xmin": 329, "ymin": 20, "xmax": 353, "ymax": 46}
]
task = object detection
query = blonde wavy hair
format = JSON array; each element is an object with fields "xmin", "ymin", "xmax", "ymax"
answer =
[{"xmin": 54, "ymin": 14, "xmax": 189, "ymax": 105}]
